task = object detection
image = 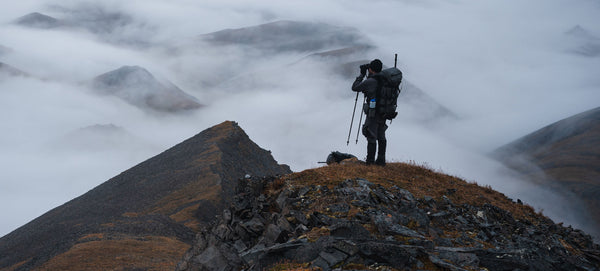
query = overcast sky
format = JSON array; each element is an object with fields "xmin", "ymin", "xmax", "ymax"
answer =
[{"xmin": 1, "ymin": 0, "xmax": 599, "ymax": 238}]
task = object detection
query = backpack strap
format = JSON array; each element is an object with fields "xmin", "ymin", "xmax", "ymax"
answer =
[{"xmin": 374, "ymin": 75, "xmax": 383, "ymax": 108}]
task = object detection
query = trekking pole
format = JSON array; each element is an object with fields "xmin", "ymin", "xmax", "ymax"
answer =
[
  {"xmin": 355, "ymin": 96, "xmax": 366, "ymax": 144},
  {"xmin": 347, "ymin": 91, "xmax": 360, "ymax": 145}
]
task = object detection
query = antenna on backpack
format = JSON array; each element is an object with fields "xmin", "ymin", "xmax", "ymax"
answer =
[{"xmin": 394, "ymin": 54, "xmax": 397, "ymax": 68}]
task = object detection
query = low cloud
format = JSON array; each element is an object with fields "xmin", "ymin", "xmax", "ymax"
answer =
[{"xmin": 0, "ymin": 0, "xmax": 599, "ymax": 238}]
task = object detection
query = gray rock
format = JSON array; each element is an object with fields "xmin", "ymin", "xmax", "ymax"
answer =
[
  {"xmin": 333, "ymin": 240, "xmax": 359, "ymax": 256},
  {"xmin": 438, "ymin": 251, "xmax": 480, "ymax": 268},
  {"xmin": 358, "ymin": 241, "xmax": 425, "ymax": 268},
  {"xmin": 330, "ymin": 221, "xmax": 372, "ymax": 240},
  {"xmin": 395, "ymin": 188, "xmax": 417, "ymax": 207},
  {"xmin": 191, "ymin": 245, "xmax": 239, "ymax": 271},
  {"xmin": 373, "ymin": 213, "xmax": 424, "ymax": 238},
  {"xmin": 241, "ymin": 217, "xmax": 265, "ymax": 235},
  {"xmin": 263, "ymin": 224, "xmax": 284, "ymax": 246},
  {"xmin": 429, "ymin": 255, "xmax": 469, "ymax": 271},
  {"xmin": 326, "ymin": 203, "xmax": 351, "ymax": 213},
  {"xmin": 319, "ymin": 249, "xmax": 348, "ymax": 267},
  {"xmin": 275, "ymin": 189, "xmax": 290, "ymax": 211},
  {"xmin": 233, "ymin": 239, "xmax": 247, "ymax": 253}
]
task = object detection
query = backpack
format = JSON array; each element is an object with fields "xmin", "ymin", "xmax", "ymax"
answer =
[
  {"xmin": 325, "ymin": 151, "xmax": 357, "ymax": 165},
  {"xmin": 375, "ymin": 67, "xmax": 403, "ymax": 120}
]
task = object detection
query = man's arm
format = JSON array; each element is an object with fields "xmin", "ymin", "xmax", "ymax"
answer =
[{"xmin": 352, "ymin": 76, "xmax": 377, "ymax": 93}]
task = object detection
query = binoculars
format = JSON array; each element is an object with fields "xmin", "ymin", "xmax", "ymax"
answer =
[{"xmin": 360, "ymin": 64, "xmax": 369, "ymax": 74}]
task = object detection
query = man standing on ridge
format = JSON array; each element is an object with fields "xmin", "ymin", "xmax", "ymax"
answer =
[{"xmin": 352, "ymin": 59, "xmax": 387, "ymax": 166}]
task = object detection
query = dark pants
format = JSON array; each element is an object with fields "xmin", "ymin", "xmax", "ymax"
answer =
[{"xmin": 362, "ymin": 116, "xmax": 387, "ymax": 165}]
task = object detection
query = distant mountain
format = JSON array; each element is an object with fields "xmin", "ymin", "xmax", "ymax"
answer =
[
  {"xmin": 0, "ymin": 121, "xmax": 291, "ymax": 270},
  {"xmin": 0, "ymin": 62, "xmax": 28, "ymax": 78},
  {"xmin": 494, "ymin": 106, "xmax": 600, "ymax": 237},
  {"xmin": 14, "ymin": 12, "xmax": 64, "ymax": 29},
  {"xmin": 14, "ymin": 8, "xmax": 152, "ymax": 48},
  {"xmin": 91, "ymin": 66, "xmax": 202, "ymax": 113},
  {"xmin": 398, "ymin": 80, "xmax": 457, "ymax": 122},
  {"xmin": 200, "ymin": 20, "xmax": 370, "ymax": 54},
  {"xmin": 565, "ymin": 25, "xmax": 600, "ymax": 57}
]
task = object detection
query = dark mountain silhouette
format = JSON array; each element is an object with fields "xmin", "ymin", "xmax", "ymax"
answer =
[
  {"xmin": 91, "ymin": 65, "xmax": 202, "ymax": 113},
  {"xmin": 0, "ymin": 121, "xmax": 291, "ymax": 270},
  {"xmin": 176, "ymin": 163, "xmax": 600, "ymax": 270},
  {"xmin": 494, "ymin": 106, "xmax": 600, "ymax": 238},
  {"xmin": 14, "ymin": 12, "xmax": 63, "ymax": 29},
  {"xmin": 200, "ymin": 20, "xmax": 370, "ymax": 54}
]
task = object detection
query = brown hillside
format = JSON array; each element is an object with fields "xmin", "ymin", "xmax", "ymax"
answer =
[
  {"xmin": 0, "ymin": 121, "xmax": 290, "ymax": 271},
  {"xmin": 494, "ymin": 106, "xmax": 600, "ymax": 237}
]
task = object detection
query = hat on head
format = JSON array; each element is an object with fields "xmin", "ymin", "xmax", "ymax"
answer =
[{"xmin": 369, "ymin": 59, "xmax": 382, "ymax": 73}]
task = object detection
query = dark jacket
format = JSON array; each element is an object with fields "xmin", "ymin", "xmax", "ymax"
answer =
[{"xmin": 351, "ymin": 73, "xmax": 383, "ymax": 101}]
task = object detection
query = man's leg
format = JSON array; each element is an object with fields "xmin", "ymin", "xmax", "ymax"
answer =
[
  {"xmin": 375, "ymin": 120, "xmax": 388, "ymax": 166},
  {"xmin": 376, "ymin": 140, "xmax": 386, "ymax": 166},
  {"xmin": 362, "ymin": 119, "xmax": 377, "ymax": 165},
  {"xmin": 367, "ymin": 141, "xmax": 376, "ymax": 165}
]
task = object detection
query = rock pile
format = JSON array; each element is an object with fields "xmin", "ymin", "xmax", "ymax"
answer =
[{"xmin": 176, "ymin": 176, "xmax": 600, "ymax": 270}]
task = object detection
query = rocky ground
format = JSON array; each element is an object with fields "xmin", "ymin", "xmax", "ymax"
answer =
[{"xmin": 176, "ymin": 164, "xmax": 600, "ymax": 271}]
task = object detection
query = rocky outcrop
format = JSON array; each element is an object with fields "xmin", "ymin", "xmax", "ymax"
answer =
[
  {"xmin": 0, "ymin": 121, "xmax": 290, "ymax": 270},
  {"xmin": 177, "ymin": 175, "xmax": 600, "ymax": 270}
]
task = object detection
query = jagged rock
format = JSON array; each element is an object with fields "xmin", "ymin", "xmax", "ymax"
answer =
[
  {"xmin": 429, "ymin": 254, "xmax": 468, "ymax": 271},
  {"xmin": 373, "ymin": 213, "xmax": 424, "ymax": 238},
  {"xmin": 177, "ymin": 175, "xmax": 600, "ymax": 271},
  {"xmin": 329, "ymin": 221, "xmax": 372, "ymax": 240},
  {"xmin": 190, "ymin": 244, "xmax": 242, "ymax": 271},
  {"xmin": 316, "ymin": 248, "xmax": 348, "ymax": 268},
  {"xmin": 438, "ymin": 250, "xmax": 480, "ymax": 268}
]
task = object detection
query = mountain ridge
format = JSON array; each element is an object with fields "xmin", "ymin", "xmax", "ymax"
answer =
[
  {"xmin": 0, "ymin": 121, "xmax": 291, "ymax": 270},
  {"xmin": 2, "ymin": 120, "xmax": 599, "ymax": 270},
  {"xmin": 91, "ymin": 65, "xmax": 202, "ymax": 113},
  {"xmin": 494, "ymin": 106, "xmax": 600, "ymax": 238}
]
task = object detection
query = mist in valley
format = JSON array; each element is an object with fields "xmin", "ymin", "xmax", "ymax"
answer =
[{"xmin": 1, "ymin": 0, "xmax": 599, "ymax": 238}]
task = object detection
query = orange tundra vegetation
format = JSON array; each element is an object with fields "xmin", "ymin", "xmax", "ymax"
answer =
[
  {"xmin": 282, "ymin": 162, "xmax": 541, "ymax": 221},
  {"xmin": 38, "ymin": 236, "xmax": 189, "ymax": 271}
]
